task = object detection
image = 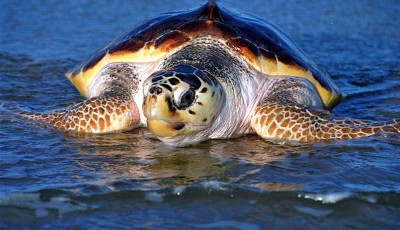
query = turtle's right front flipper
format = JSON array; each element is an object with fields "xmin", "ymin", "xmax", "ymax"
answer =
[
  {"xmin": 17, "ymin": 62, "xmax": 148, "ymax": 133},
  {"xmin": 19, "ymin": 96, "xmax": 140, "ymax": 133}
]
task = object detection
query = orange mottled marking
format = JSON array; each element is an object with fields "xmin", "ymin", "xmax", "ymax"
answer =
[
  {"xmin": 266, "ymin": 114, "xmax": 275, "ymax": 124},
  {"xmin": 323, "ymin": 133, "xmax": 331, "ymax": 139},
  {"xmin": 276, "ymin": 114, "xmax": 284, "ymax": 122},
  {"xmin": 280, "ymin": 119, "xmax": 289, "ymax": 128},
  {"xmin": 301, "ymin": 129, "xmax": 309, "ymax": 136},
  {"xmin": 292, "ymin": 125, "xmax": 300, "ymax": 132},
  {"xmin": 260, "ymin": 116, "xmax": 266, "ymax": 125},
  {"xmin": 106, "ymin": 107, "xmax": 113, "ymax": 114},
  {"xmin": 282, "ymin": 130, "xmax": 291, "ymax": 139},
  {"xmin": 341, "ymin": 134, "xmax": 350, "ymax": 139},
  {"xmin": 275, "ymin": 129, "xmax": 283, "ymax": 137},
  {"xmin": 299, "ymin": 137, "xmax": 307, "ymax": 142},
  {"xmin": 99, "ymin": 118, "xmax": 105, "ymax": 131},
  {"xmin": 20, "ymin": 97, "xmax": 139, "ymax": 134},
  {"xmin": 361, "ymin": 128, "xmax": 372, "ymax": 133},
  {"xmin": 349, "ymin": 133, "xmax": 358, "ymax": 138},
  {"xmin": 105, "ymin": 115, "xmax": 111, "ymax": 126},
  {"xmin": 90, "ymin": 120, "xmax": 97, "ymax": 130},
  {"xmin": 267, "ymin": 122, "xmax": 277, "ymax": 134},
  {"xmin": 250, "ymin": 102, "xmax": 399, "ymax": 143}
]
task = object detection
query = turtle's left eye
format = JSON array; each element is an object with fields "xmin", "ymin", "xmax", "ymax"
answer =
[{"xmin": 178, "ymin": 88, "xmax": 195, "ymax": 110}]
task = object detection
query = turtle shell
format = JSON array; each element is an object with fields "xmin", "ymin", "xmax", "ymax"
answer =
[{"xmin": 67, "ymin": 1, "xmax": 342, "ymax": 109}]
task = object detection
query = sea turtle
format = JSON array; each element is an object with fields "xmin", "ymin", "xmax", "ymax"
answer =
[{"xmin": 21, "ymin": 0, "xmax": 399, "ymax": 146}]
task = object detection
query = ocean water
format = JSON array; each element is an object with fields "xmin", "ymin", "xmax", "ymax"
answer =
[{"xmin": 1, "ymin": 0, "xmax": 399, "ymax": 229}]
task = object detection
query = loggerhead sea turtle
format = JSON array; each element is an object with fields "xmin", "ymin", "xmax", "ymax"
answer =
[{"xmin": 20, "ymin": 1, "xmax": 399, "ymax": 146}]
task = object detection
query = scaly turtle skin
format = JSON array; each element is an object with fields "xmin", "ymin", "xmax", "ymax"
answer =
[{"xmin": 21, "ymin": 1, "xmax": 399, "ymax": 146}]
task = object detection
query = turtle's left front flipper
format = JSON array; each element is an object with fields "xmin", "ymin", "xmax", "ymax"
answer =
[
  {"xmin": 250, "ymin": 77, "xmax": 399, "ymax": 143},
  {"xmin": 250, "ymin": 101, "xmax": 399, "ymax": 142},
  {"xmin": 18, "ymin": 96, "xmax": 140, "ymax": 133}
]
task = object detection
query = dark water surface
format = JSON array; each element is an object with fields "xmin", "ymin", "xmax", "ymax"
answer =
[{"xmin": 1, "ymin": 0, "xmax": 400, "ymax": 229}]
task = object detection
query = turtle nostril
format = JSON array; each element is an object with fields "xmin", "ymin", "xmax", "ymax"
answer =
[{"xmin": 149, "ymin": 86, "xmax": 163, "ymax": 95}]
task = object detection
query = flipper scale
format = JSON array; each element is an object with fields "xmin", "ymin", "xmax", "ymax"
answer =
[
  {"xmin": 251, "ymin": 102, "xmax": 400, "ymax": 142},
  {"xmin": 19, "ymin": 97, "xmax": 140, "ymax": 133}
]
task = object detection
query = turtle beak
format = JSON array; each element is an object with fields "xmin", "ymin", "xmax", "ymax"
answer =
[
  {"xmin": 143, "ymin": 86, "xmax": 186, "ymax": 137},
  {"xmin": 143, "ymin": 86, "xmax": 173, "ymax": 119}
]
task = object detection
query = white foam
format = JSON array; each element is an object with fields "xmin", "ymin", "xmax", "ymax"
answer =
[
  {"xmin": 298, "ymin": 192, "xmax": 377, "ymax": 204},
  {"xmin": 144, "ymin": 192, "xmax": 164, "ymax": 202},
  {"xmin": 172, "ymin": 186, "xmax": 186, "ymax": 196},
  {"xmin": 202, "ymin": 181, "xmax": 224, "ymax": 190},
  {"xmin": 298, "ymin": 192, "xmax": 352, "ymax": 203},
  {"xmin": 0, "ymin": 193, "xmax": 89, "ymax": 218}
]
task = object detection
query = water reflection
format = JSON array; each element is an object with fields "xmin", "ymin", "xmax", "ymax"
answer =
[{"xmin": 61, "ymin": 129, "xmax": 311, "ymax": 189}]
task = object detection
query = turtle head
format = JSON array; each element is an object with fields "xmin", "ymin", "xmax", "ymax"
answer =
[{"xmin": 143, "ymin": 65, "xmax": 224, "ymax": 146}]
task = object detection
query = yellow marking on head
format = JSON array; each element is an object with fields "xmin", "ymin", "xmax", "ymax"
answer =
[
  {"xmin": 147, "ymin": 119, "xmax": 181, "ymax": 137},
  {"xmin": 145, "ymin": 94, "xmax": 173, "ymax": 118}
]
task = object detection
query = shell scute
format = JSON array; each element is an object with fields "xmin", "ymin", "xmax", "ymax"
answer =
[
  {"xmin": 82, "ymin": 49, "xmax": 107, "ymax": 72},
  {"xmin": 154, "ymin": 30, "xmax": 190, "ymax": 52},
  {"xmin": 109, "ymin": 39, "xmax": 146, "ymax": 54}
]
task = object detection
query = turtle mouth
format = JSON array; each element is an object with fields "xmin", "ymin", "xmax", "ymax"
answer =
[
  {"xmin": 146, "ymin": 118, "xmax": 207, "ymax": 138},
  {"xmin": 146, "ymin": 118, "xmax": 183, "ymax": 137}
]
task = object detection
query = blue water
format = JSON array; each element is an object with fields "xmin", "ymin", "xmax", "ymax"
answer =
[{"xmin": 1, "ymin": 0, "xmax": 400, "ymax": 229}]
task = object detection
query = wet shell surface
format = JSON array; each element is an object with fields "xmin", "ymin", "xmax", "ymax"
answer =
[{"xmin": 67, "ymin": 1, "xmax": 342, "ymax": 109}]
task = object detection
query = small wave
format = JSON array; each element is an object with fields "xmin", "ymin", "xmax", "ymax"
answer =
[
  {"xmin": 294, "ymin": 206, "xmax": 333, "ymax": 218},
  {"xmin": 298, "ymin": 192, "xmax": 377, "ymax": 204},
  {"xmin": 193, "ymin": 220, "xmax": 260, "ymax": 230},
  {"xmin": 0, "ymin": 192, "xmax": 93, "ymax": 218},
  {"xmin": 202, "ymin": 180, "xmax": 226, "ymax": 189}
]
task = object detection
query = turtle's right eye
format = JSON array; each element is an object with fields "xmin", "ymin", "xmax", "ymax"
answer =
[{"xmin": 178, "ymin": 88, "xmax": 195, "ymax": 110}]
